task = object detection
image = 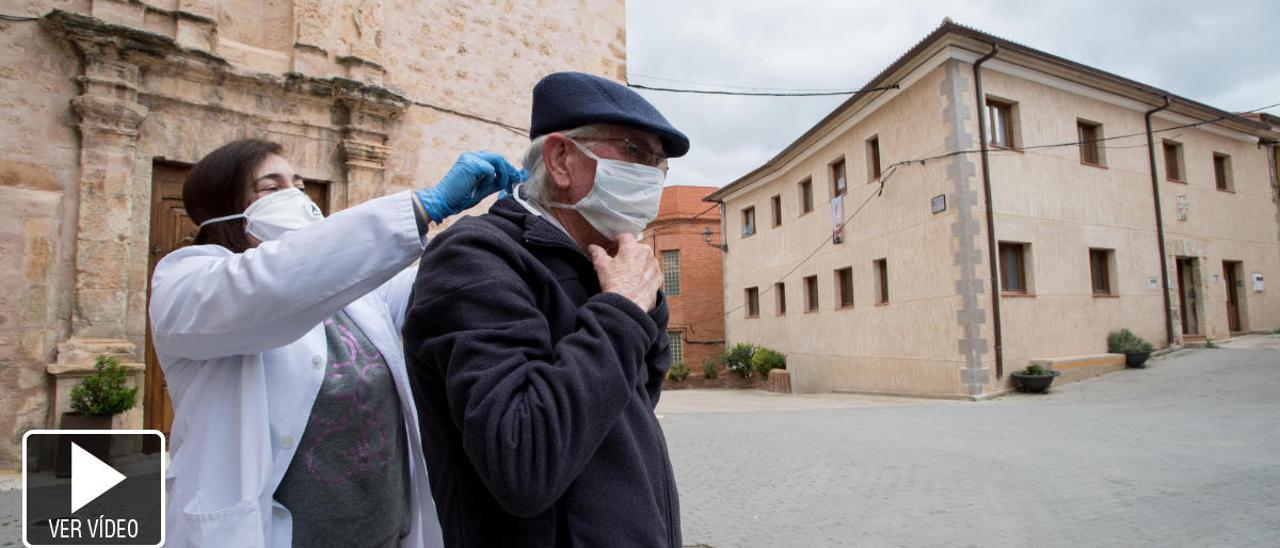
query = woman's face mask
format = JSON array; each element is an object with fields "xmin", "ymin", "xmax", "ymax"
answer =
[
  {"xmin": 198, "ymin": 187, "xmax": 324, "ymax": 242},
  {"xmin": 547, "ymin": 139, "xmax": 666, "ymax": 240}
]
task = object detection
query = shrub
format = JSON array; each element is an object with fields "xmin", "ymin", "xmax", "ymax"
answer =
[
  {"xmin": 722, "ymin": 343, "xmax": 756, "ymax": 378},
  {"xmin": 70, "ymin": 356, "xmax": 138, "ymax": 417},
  {"xmin": 751, "ymin": 347, "xmax": 787, "ymax": 379},
  {"xmin": 700, "ymin": 359, "xmax": 718, "ymax": 380},
  {"xmin": 1107, "ymin": 329, "xmax": 1154, "ymax": 354},
  {"xmin": 1017, "ymin": 364, "xmax": 1053, "ymax": 376},
  {"xmin": 1204, "ymin": 338, "xmax": 1218, "ymax": 349},
  {"xmin": 667, "ymin": 362, "xmax": 690, "ymax": 382}
]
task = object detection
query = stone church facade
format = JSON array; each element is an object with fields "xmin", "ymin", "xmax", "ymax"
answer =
[{"xmin": 0, "ymin": 0, "xmax": 625, "ymax": 467}]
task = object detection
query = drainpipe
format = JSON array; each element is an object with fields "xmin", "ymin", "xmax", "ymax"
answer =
[
  {"xmin": 1144, "ymin": 96, "xmax": 1174, "ymax": 346},
  {"xmin": 972, "ymin": 44, "xmax": 1003, "ymax": 379}
]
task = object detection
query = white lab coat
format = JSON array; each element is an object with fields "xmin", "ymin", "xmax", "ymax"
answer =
[{"xmin": 149, "ymin": 191, "xmax": 443, "ymax": 548}]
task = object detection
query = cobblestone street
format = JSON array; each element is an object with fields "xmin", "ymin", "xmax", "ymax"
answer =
[{"xmin": 659, "ymin": 337, "xmax": 1280, "ymax": 547}]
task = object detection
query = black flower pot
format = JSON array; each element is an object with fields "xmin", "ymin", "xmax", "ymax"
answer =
[
  {"xmin": 55, "ymin": 413, "xmax": 114, "ymax": 478},
  {"xmin": 1012, "ymin": 371, "xmax": 1060, "ymax": 394},
  {"xmin": 1125, "ymin": 351, "xmax": 1151, "ymax": 368}
]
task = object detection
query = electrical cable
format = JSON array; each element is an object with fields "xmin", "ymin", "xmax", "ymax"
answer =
[
  {"xmin": 628, "ymin": 72, "xmax": 863, "ymax": 93},
  {"xmin": 627, "ymin": 83, "xmax": 900, "ymax": 97},
  {"xmin": 0, "ymin": 13, "xmax": 39, "ymax": 21},
  {"xmin": 411, "ymin": 100, "xmax": 528, "ymax": 137}
]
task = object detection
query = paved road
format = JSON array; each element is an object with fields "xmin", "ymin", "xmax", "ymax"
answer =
[
  {"xmin": 660, "ymin": 337, "xmax": 1280, "ymax": 547},
  {"xmin": 1, "ymin": 336, "xmax": 1276, "ymax": 546}
]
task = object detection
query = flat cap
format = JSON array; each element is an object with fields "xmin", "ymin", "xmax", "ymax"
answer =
[{"xmin": 530, "ymin": 71, "xmax": 689, "ymax": 157}]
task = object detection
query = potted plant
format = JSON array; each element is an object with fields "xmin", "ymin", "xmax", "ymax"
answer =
[
  {"xmin": 722, "ymin": 343, "xmax": 757, "ymax": 379},
  {"xmin": 1011, "ymin": 364, "xmax": 1060, "ymax": 394},
  {"xmin": 1107, "ymin": 328, "xmax": 1155, "ymax": 368},
  {"xmin": 56, "ymin": 355, "xmax": 138, "ymax": 477}
]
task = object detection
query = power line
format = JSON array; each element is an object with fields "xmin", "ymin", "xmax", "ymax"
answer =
[
  {"xmin": 411, "ymin": 100, "xmax": 528, "ymax": 137},
  {"xmin": 628, "ymin": 72, "xmax": 862, "ymax": 93},
  {"xmin": 628, "ymin": 83, "xmax": 900, "ymax": 97}
]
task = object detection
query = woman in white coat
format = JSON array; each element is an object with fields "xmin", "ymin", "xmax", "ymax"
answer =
[{"xmin": 148, "ymin": 139, "xmax": 523, "ymax": 548}]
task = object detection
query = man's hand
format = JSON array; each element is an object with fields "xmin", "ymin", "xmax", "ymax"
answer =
[{"xmin": 588, "ymin": 234, "xmax": 662, "ymax": 312}]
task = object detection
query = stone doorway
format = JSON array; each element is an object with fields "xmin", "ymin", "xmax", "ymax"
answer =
[{"xmin": 143, "ymin": 160, "xmax": 329, "ymax": 448}]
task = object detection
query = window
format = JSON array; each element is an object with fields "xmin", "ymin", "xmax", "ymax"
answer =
[
  {"xmin": 799, "ymin": 178, "xmax": 814, "ymax": 214},
  {"xmin": 999, "ymin": 242, "xmax": 1029, "ymax": 293},
  {"xmin": 803, "ymin": 275, "xmax": 819, "ymax": 312},
  {"xmin": 1089, "ymin": 248, "xmax": 1115, "ymax": 295},
  {"xmin": 836, "ymin": 267, "xmax": 854, "ymax": 308},
  {"xmin": 661, "ymin": 250, "xmax": 680, "ymax": 296},
  {"xmin": 1214, "ymin": 153, "xmax": 1233, "ymax": 191},
  {"xmin": 874, "ymin": 259, "xmax": 889, "ymax": 304},
  {"xmin": 770, "ymin": 195, "xmax": 783, "ymax": 227},
  {"xmin": 1163, "ymin": 140, "xmax": 1184, "ymax": 182},
  {"xmin": 831, "ymin": 158, "xmax": 847, "ymax": 197},
  {"xmin": 986, "ymin": 98, "xmax": 1016, "ymax": 148},
  {"xmin": 1077, "ymin": 120, "xmax": 1104, "ymax": 166},
  {"xmin": 775, "ymin": 282, "xmax": 786, "ymax": 315},
  {"xmin": 866, "ymin": 135, "xmax": 882, "ymax": 180},
  {"xmin": 668, "ymin": 330, "xmax": 684, "ymax": 364},
  {"xmin": 745, "ymin": 287, "xmax": 760, "ymax": 317},
  {"xmin": 741, "ymin": 206, "xmax": 756, "ymax": 237}
]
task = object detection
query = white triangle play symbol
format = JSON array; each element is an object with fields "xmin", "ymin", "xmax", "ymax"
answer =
[{"xmin": 70, "ymin": 442, "xmax": 126, "ymax": 513}]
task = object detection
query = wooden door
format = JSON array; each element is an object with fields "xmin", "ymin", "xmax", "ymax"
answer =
[
  {"xmin": 1224, "ymin": 261, "xmax": 1241, "ymax": 333},
  {"xmin": 144, "ymin": 163, "xmax": 194, "ymax": 446},
  {"xmin": 1176, "ymin": 258, "xmax": 1200, "ymax": 336},
  {"xmin": 144, "ymin": 165, "xmax": 331, "ymax": 447}
]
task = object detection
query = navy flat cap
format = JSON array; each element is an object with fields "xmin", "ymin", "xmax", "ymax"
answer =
[{"xmin": 530, "ymin": 72, "xmax": 689, "ymax": 157}]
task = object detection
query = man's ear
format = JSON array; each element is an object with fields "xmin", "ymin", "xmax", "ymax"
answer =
[{"xmin": 543, "ymin": 134, "xmax": 575, "ymax": 194}]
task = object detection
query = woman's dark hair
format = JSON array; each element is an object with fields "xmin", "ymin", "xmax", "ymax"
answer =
[{"xmin": 184, "ymin": 139, "xmax": 283, "ymax": 253}]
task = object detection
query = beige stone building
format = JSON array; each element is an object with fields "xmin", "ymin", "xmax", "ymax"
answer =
[
  {"xmin": 0, "ymin": 0, "xmax": 624, "ymax": 467},
  {"xmin": 707, "ymin": 21, "xmax": 1280, "ymax": 399}
]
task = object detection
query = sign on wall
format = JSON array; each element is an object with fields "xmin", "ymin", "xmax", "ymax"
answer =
[{"xmin": 1253, "ymin": 273, "xmax": 1264, "ymax": 292}]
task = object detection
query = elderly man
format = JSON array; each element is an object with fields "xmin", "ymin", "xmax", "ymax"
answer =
[{"xmin": 401, "ymin": 72, "xmax": 688, "ymax": 547}]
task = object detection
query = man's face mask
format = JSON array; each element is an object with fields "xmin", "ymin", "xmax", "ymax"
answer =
[
  {"xmin": 547, "ymin": 139, "xmax": 666, "ymax": 240},
  {"xmin": 198, "ymin": 187, "xmax": 324, "ymax": 242}
]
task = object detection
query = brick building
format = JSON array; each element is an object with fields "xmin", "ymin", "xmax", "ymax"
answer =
[
  {"xmin": 644, "ymin": 186, "xmax": 725, "ymax": 369},
  {"xmin": 0, "ymin": 0, "xmax": 625, "ymax": 467}
]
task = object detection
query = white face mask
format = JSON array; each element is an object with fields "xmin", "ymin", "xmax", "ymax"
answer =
[
  {"xmin": 197, "ymin": 187, "xmax": 324, "ymax": 241},
  {"xmin": 547, "ymin": 140, "xmax": 666, "ymax": 239}
]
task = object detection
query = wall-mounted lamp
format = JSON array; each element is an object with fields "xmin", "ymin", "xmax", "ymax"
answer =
[{"xmin": 702, "ymin": 227, "xmax": 726, "ymax": 252}]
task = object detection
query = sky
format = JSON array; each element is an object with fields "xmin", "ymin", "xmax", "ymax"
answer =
[{"xmin": 626, "ymin": 0, "xmax": 1280, "ymax": 188}]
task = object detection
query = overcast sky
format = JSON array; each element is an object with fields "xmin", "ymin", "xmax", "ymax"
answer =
[{"xmin": 626, "ymin": 0, "xmax": 1280, "ymax": 188}]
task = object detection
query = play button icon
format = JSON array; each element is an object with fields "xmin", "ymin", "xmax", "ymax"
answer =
[
  {"xmin": 71, "ymin": 442, "xmax": 128, "ymax": 513},
  {"xmin": 22, "ymin": 430, "xmax": 165, "ymax": 546}
]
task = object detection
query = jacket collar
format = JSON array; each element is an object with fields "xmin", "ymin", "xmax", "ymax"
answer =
[{"xmin": 489, "ymin": 197, "xmax": 585, "ymax": 255}]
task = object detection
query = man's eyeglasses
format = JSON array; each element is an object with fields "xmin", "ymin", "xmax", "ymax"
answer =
[{"xmin": 578, "ymin": 137, "xmax": 668, "ymax": 172}]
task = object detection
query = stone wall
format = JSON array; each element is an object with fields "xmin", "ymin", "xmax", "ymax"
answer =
[{"xmin": 0, "ymin": 0, "xmax": 625, "ymax": 468}]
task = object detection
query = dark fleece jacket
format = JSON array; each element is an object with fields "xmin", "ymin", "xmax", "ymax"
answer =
[{"xmin": 402, "ymin": 197, "xmax": 679, "ymax": 547}]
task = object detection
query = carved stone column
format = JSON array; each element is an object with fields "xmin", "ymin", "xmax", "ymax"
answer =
[
  {"xmin": 44, "ymin": 13, "xmax": 149, "ymax": 429},
  {"xmin": 337, "ymin": 84, "xmax": 407, "ymax": 206}
]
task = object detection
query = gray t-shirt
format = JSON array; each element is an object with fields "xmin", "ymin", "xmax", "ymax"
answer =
[{"xmin": 274, "ymin": 310, "xmax": 412, "ymax": 548}]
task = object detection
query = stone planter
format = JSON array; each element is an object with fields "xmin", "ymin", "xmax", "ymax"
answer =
[
  {"xmin": 766, "ymin": 369, "xmax": 791, "ymax": 394},
  {"xmin": 1012, "ymin": 370, "xmax": 1060, "ymax": 394},
  {"xmin": 55, "ymin": 413, "xmax": 114, "ymax": 478},
  {"xmin": 1124, "ymin": 351, "xmax": 1151, "ymax": 368}
]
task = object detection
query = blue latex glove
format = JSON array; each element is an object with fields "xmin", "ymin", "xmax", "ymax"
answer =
[{"xmin": 416, "ymin": 152, "xmax": 527, "ymax": 223}]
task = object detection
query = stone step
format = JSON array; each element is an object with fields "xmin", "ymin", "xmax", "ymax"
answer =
[{"xmin": 1027, "ymin": 353, "xmax": 1127, "ymax": 384}]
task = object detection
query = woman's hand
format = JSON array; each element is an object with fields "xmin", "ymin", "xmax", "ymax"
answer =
[{"xmin": 416, "ymin": 152, "xmax": 527, "ymax": 223}]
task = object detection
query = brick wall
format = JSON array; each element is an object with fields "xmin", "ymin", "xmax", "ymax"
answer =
[{"xmin": 646, "ymin": 186, "xmax": 724, "ymax": 370}]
